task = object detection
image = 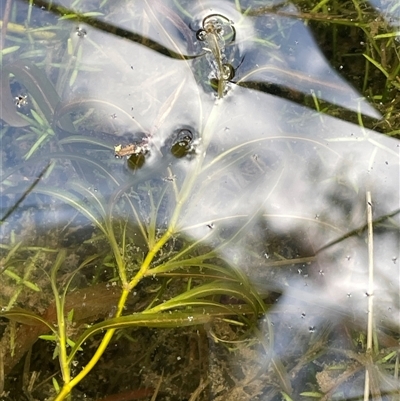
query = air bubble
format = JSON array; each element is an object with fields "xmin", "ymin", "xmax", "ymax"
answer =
[
  {"xmin": 202, "ymin": 14, "xmax": 235, "ymax": 44},
  {"xmin": 222, "ymin": 63, "xmax": 234, "ymax": 80},
  {"xmin": 196, "ymin": 29, "xmax": 207, "ymax": 41},
  {"xmin": 109, "ymin": 306, "xmax": 116, "ymax": 318},
  {"xmin": 76, "ymin": 27, "xmax": 87, "ymax": 37}
]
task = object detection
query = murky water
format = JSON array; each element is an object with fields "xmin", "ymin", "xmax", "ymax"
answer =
[{"xmin": 1, "ymin": 0, "xmax": 399, "ymax": 400}]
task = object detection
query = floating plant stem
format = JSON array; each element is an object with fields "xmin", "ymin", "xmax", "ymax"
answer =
[{"xmin": 197, "ymin": 14, "xmax": 236, "ymax": 98}]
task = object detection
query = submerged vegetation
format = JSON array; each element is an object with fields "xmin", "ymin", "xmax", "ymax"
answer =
[{"xmin": 0, "ymin": 0, "xmax": 399, "ymax": 400}]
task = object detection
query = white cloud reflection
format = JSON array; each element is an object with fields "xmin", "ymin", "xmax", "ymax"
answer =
[{"xmin": 50, "ymin": 0, "xmax": 400, "ymax": 397}]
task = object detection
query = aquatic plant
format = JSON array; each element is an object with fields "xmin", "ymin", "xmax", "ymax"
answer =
[{"xmin": 0, "ymin": 0, "xmax": 399, "ymax": 400}]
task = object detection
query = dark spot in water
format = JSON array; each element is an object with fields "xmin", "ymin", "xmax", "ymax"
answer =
[
  {"xmin": 126, "ymin": 153, "xmax": 146, "ymax": 170},
  {"xmin": 168, "ymin": 127, "xmax": 196, "ymax": 158}
]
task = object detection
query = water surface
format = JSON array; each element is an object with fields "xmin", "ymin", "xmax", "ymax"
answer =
[{"xmin": 0, "ymin": 0, "xmax": 399, "ymax": 400}]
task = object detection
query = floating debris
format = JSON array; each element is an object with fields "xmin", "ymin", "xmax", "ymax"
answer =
[{"xmin": 114, "ymin": 139, "xmax": 149, "ymax": 158}]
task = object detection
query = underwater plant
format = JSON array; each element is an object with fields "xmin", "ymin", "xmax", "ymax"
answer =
[{"xmin": 0, "ymin": 0, "xmax": 399, "ymax": 400}]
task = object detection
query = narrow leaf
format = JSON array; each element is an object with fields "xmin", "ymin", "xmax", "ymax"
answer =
[{"xmin": 0, "ymin": 308, "xmax": 55, "ymax": 332}]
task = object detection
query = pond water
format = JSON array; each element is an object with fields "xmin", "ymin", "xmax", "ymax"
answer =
[{"xmin": 0, "ymin": 0, "xmax": 399, "ymax": 400}]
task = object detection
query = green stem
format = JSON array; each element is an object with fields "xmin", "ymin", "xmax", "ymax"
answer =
[
  {"xmin": 54, "ymin": 86, "xmax": 219, "ymax": 401},
  {"xmin": 50, "ymin": 251, "xmax": 71, "ymax": 387},
  {"xmin": 127, "ymin": 227, "xmax": 174, "ymax": 291},
  {"xmin": 107, "ymin": 221, "xmax": 128, "ymax": 286},
  {"xmin": 54, "ymin": 289, "xmax": 129, "ymax": 401}
]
